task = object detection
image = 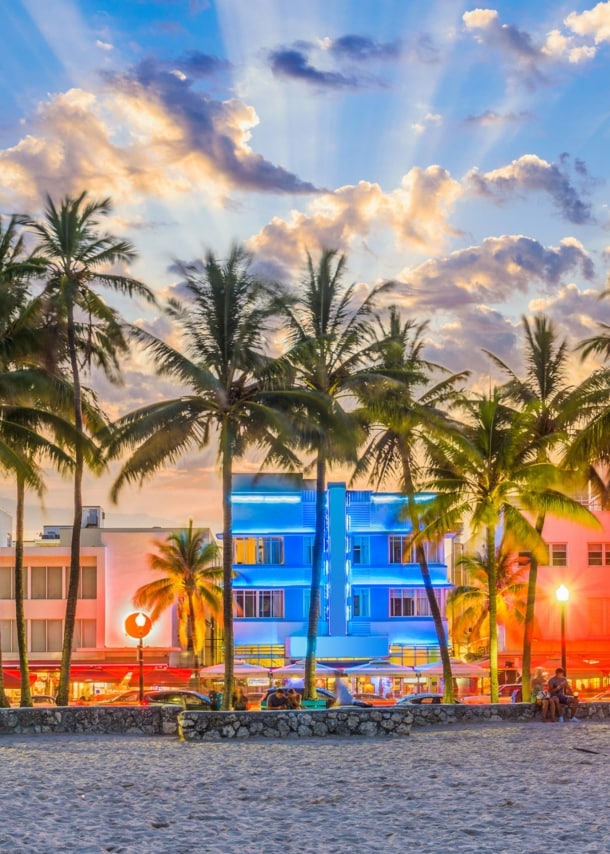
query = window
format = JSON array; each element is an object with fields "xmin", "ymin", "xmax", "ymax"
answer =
[
  {"xmin": 234, "ymin": 589, "xmax": 284, "ymax": 618},
  {"xmin": 233, "ymin": 537, "xmax": 284, "ymax": 565},
  {"xmin": 303, "ymin": 536, "xmax": 314, "ymax": 565},
  {"xmin": 352, "ymin": 589, "xmax": 370, "ymax": 618},
  {"xmin": 352, "ymin": 536, "xmax": 370, "ymax": 565},
  {"xmin": 31, "ymin": 566, "xmax": 62, "ymax": 599},
  {"xmin": 389, "ymin": 536, "xmax": 410, "ymax": 564},
  {"xmin": 80, "ymin": 566, "xmax": 97, "ymax": 599},
  {"xmin": 389, "ymin": 588, "xmax": 441, "ymax": 617},
  {"xmin": 0, "ymin": 619, "xmax": 17, "ymax": 652},
  {"xmin": 0, "ymin": 567, "xmax": 15, "ymax": 599},
  {"xmin": 72, "ymin": 619, "xmax": 96, "ymax": 649},
  {"xmin": 588, "ymin": 544, "xmax": 610, "ymax": 567},
  {"xmin": 548, "ymin": 544, "xmax": 567, "ymax": 566},
  {"xmin": 30, "ymin": 619, "xmax": 63, "ymax": 652}
]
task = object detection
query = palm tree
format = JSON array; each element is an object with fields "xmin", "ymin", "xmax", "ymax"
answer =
[
  {"xmin": 281, "ymin": 249, "xmax": 391, "ymax": 698},
  {"xmin": 486, "ymin": 315, "xmax": 602, "ymax": 696},
  {"xmin": 106, "ymin": 245, "xmax": 298, "ymax": 709},
  {"xmin": 133, "ymin": 521, "xmax": 222, "ymax": 668},
  {"xmin": 448, "ymin": 542, "xmax": 528, "ymax": 658},
  {"xmin": 20, "ymin": 192, "xmax": 154, "ymax": 705},
  {"xmin": 353, "ymin": 307, "xmax": 467, "ymax": 702},
  {"xmin": 424, "ymin": 387, "xmax": 580, "ymax": 701}
]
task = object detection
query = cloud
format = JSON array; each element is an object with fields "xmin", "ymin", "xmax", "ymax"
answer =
[
  {"xmin": 0, "ymin": 57, "xmax": 320, "ymax": 210},
  {"xmin": 465, "ymin": 154, "xmax": 596, "ymax": 224},
  {"xmin": 566, "ymin": 1, "xmax": 610, "ymax": 44},
  {"xmin": 462, "ymin": 6, "xmax": 596, "ymax": 89},
  {"xmin": 268, "ymin": 32, "xmax": 417, "ymax": 91},
  {"xmin": 328, "ymin": 35, "xmax": 401, "ymax": 62},
  {"xmin": 398, "ymin": 235, "xmax": 595, "ymax": 311},
  {"xmin": 269, "ymin": 47, "xmax": 361, "ymax": 89},
  {"xmin": 247, "ymin": 167, "xmax": 463, "ymax": 280},
  {"xmin": 96, "ymin": 40, "xmax": 113, "ymax": 52},
  {"xmin": 411, "ymin": 112, "xmax": 443, "ymax": 134},
  {"xmin": 463, "ymin": 109, "xmax": 530, "ymax": 126}
]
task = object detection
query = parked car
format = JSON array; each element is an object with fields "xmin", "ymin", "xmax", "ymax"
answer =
[
  {"xmin": 260, "ymin": 687, "xmax": 371, "ymax": 709},
  {"xmin": 590, "ymin": 689, "xmax": 610, "ymax": 702},
  {"xmin": 461, "ymin": 683, "xmax": 523, "ymax": 704},
  {"xmin": 396, "ymin": 693, "xmax": 461, "ymax": 705},
  {"xmin": 32, "ymin": 695, "xmax": 57, "ymax": 706},
  {"xmin": 352, "ymin": 693, "xmax": 397, "ymax": 706},
  {"xmin": 96, "ymin": 689, "xmax": 212, "ymax": 710}
]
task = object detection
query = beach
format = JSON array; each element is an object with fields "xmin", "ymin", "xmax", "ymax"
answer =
[{"xmin": 0, "ymin": 721, "xmax": 608, "ymax": 854}]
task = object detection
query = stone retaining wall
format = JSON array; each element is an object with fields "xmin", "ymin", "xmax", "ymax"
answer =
[
  {"xmin": 0, "ymin": 701, "xmax": 608, "ymax": 738},
  {"xmin": 0, "ymin": 704, "xmax": 181, "ymax": 736},
  {"xmin": 179, "ymin": 707, "xmax": 414, "ymax": 740}
]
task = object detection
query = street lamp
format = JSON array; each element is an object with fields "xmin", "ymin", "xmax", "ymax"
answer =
[
  {"xmin": 125, "ymin": 611, "xmax": 152, "ymax": 703},
  {"xmin": 556, "ymin": 585, "xmax": 569, "ymax": 675}
]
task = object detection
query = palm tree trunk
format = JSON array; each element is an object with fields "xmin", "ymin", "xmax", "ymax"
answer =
[
  {"xmin": 521, "ymin": 513, "xmax": 545, "ymax": 703},
  {"xmin": 221, "ymin": 424, "xmax": 234, "ymax": 711},
  {"xmin": 57, "ymin": 313, "xmax": 83, "ymax": 706},
  {"xmin": 487, "ymin": 524, "xmax": 499, "ymax": 702},
  {"xmin": 15, "ymin": 473, "xmax": 32, "ymax": 706},
  {"xmin": 305, "ymin": 454, "xmax": 326, "ymax": 700},
  {"xmin": 404, "ymin": 464, "xmax": 454, "ymax": 702}
]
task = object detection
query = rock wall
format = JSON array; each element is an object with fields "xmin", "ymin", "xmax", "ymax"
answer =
[
  {"xmin": 0, "ymin": 704, "xmax": 181, "ymax": 736},
  {"xmin": 179, "ymin": 707, "xmax": 414, "ymax": 740},
  {"xmin": 0, "ymin": 701, "xmax": 608, "ymax": 738}
]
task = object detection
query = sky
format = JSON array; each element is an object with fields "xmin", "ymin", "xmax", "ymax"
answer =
[{"xmin": 2, "ymin": 0, "xmax": 610, "ymax": 536}]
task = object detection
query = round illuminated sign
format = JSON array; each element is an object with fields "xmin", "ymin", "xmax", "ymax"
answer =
[{"xmin": 124, "ymin": 611, "xmax": 152, "ymax": 639}]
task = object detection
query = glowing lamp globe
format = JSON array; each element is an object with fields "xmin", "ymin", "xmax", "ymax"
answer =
[
  {"xmin": 125, "ymin": 611, "xmax": 152, "ymax": 639},
  {"xmin": 556, "ymin": 585, "xmax": 569, "ymax": 603}
]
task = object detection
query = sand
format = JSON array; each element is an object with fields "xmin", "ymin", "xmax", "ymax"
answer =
[{"xmin": 0, "ymin": 721, "xmax": 608, "ymax": 854}]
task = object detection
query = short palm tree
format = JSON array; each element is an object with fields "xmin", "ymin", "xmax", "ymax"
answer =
[
  {"xmin": 281, "ymin": 249, "xmax": 391, "ymax": 698},
  {"xmin": 133, "ymin": 522, "xmax": 223, "ymax": 668},
  {"xmin": 448, "ymin": 542, "xmax": 527, "ymax": 657},
  {"xmin": 106, "ymin": 245, "xmax": 298, "ymax": 709},
  {"xmin": 353, "ymin": 307, "xmax": 467, "ymax": 702},
  {"xmin": 20, "ymin": 192, "xmax": 154, "ymax": 705}
]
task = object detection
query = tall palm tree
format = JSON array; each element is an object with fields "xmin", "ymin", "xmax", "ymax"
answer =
[
  {"xmin": 424, "ymin": 387, "xmax": 582, "ymax": 701},
  {"xmin": 281, "ymin": 249, "xmax": 391, "ymax": 698},
  {"xmin": 106, "ymin": 245, "xmax": 299, "ymax": 709},
  {"xmin": 133, "ymin": 521, "xmax": 222, "ymax": 668},
  {"xmin": 486, "ymin": 315, "xmax": 602, "ymax": 696},
  {"xmin": 448, "ymin": 542, "xmax": 527, "ymax": 658},
  {"xmin": 20, "ymin": 192, "xmax": 154, "ymax": 705},
  {"xmin": 353, "ymin": 307, "xmax": 467, "ymax": 702}
]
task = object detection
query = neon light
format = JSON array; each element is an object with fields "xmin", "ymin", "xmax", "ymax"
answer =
[
  {"xmin": 370, "ymin": 493, "xmax": 435, "ymax": 504},
  {"xmin": 231, "ymin": 495, "xmax": 301, "ymax": 504}
]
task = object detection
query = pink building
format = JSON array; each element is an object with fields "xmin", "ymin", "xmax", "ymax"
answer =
[{"xmin": 503, "ymin": 509, "xmax": 610, "ymax": 693}]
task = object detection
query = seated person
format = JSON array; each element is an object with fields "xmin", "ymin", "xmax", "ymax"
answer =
[
  {"xmin": 530, "ymin": 667, "xmax": 555, "ymax": 722},
  {"xmin": 286, "ymin": 688, "xmax": 302, "ymax": 709},
  {"xmin": 547, "ymin": 667, "xmax": 579, "ymax": 721},
  {"xmin": 266, "ymin": 686, "xmax": 289, "ymax": 710}
]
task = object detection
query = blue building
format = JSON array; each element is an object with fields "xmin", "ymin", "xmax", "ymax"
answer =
[{"xmin": 229, "ymin": 474, "xmax": 455, "ymax": 667}]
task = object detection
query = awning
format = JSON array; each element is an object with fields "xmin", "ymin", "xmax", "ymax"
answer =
[
  {"xmin": 2, "ymin": 670, "xmax": 37, "ymax": 689},
  {"xmin": 273, "ymin": 659, "xmax": 343, "ymax": 677},
  {"xmin": 199, "ymin": 660, "xmax": 270, "ymax": 678}
]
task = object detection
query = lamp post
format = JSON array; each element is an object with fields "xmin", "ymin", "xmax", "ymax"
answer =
[
  {"xmin": 556, "ymin": 585, "xmax": 569, "ymax": 675},
  {"xmin": 125, "ymin": 611, "xmax": 152, "ymax": 703}
]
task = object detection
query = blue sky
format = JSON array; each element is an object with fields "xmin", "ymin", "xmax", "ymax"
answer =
[{"xmin": 2, "ymin": 0, "xmax": 610, "ymax": 532}]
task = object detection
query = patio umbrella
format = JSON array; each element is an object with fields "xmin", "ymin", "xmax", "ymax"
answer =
[
  {"xmin": 343, "ymin": 658, "xmax": 419, "ymax": 677},
  {"xmin": 413, "ymin": 659, "xmax": 488, "ymax": 678},
  {"xmin": 272, "ymin": 659, "xmax": 344, "ymax": 677},
  {"xmin": 199, "ymin": 660, "xmax": 270, "ymax": 677}
]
